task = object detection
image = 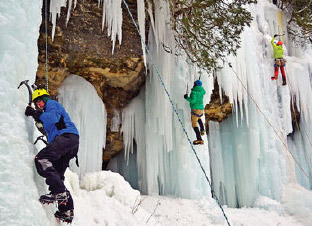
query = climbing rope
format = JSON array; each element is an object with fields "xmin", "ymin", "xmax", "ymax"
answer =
[
  {"xmin": 122, "ymin": 1, "xmax": 231, "ymax": 225},
  {"xmin": 45, "ymin": 0, "xmax": 49, "ymax": 92},
  {"xmin": 228, "ymin": 63, "xmax": 312, "ymax": 183}
]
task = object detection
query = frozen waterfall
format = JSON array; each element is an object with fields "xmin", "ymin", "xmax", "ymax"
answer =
[{"xmin": 111, "ymin": 0, "xmax": 312, "ymax": 209}]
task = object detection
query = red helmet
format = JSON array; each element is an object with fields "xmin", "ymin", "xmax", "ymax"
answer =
[{"xmin": 277, "ymin": 41, "xmax": 283, "ymax": 45}]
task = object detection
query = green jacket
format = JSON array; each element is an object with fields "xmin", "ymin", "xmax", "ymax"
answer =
[
  {"xmin": 186, "ymin": 85, "xmax": 206, "ymax": 110},
  {"xmin": 271, "ymin": 37, "xmax": 284, "ymax": 59}
]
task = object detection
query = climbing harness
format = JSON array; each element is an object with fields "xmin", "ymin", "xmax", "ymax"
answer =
[
  {"xmin": 274, "ymin": 58, "xmax": 286, "ymax": 67},
  {"xmin": 191, "ymin": 110, "xmax": 203, "ymax": 117},
  {"xmin": 228, "ymin": 62, "xmax": 312, "ymax": 183},
  {"xmin": 122, "ymin": 1, "xmax": 231, "ymax": 225}
]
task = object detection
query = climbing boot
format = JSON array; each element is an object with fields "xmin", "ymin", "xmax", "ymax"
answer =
[
  {"xmin": 54, "ymin": 209, "xmax": 74, "ymax": 223},
  {"xmin": 198, "ymin": 119, "xmax": 205, "ymax": 135},
  {"xmin": 282, "ymin": 81, "xmax": 287, "ymax": 86},
  {"xmin": 193, "ymin": 127, "xmax": 202, "ymax": 140},
  {"xmin": 39, "ymin": 191, "xmax": 69, "ymax": 205},
  {"xmin": 271, "ymin": 76, "xmax": 277, "ymax": 80},
  {"xmin": 193, "ymin": 140, "xmax": 204, "ymax": 145}
]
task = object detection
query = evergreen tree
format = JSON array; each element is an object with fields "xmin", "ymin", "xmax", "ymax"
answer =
[
  {"xmin": 274, "ymin": 0, "xmax": 312, "ymax": 44},
  {"xmin": 168, "ymin": 0, "xmax": 257, "ymax": 72}
]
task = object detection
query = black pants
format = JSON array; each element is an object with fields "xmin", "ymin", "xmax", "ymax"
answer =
[{"xmin": 35, "ymin": 133, "xmax": 79, "ymax": 210}]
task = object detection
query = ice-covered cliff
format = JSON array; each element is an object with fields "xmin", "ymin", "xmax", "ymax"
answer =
[{"xmin": 113, "ymin": 0, "xmax": 312, "ymax": 209}]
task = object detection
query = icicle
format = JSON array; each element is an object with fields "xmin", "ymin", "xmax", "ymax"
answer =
[
  {"xmin": 49, "ymin": 0, "xmax": 67, "ymax": 41},
  {"xmin": 137, "ymin": 0, "xmax": 146, "ymax": 67},
  {"xmin": 111, "ymin": 109, "xmax": 121, "ymax": 132},
  {"xmin": 100, "ymin": 0, "xmax": 122, "ymax": 54},
  {"xmin": 66, "ymin": 0, "xmax": 72, "ymax": 26}
]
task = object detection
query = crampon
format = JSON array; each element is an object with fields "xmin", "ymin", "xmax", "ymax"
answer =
[
  {"xmin": 39, "ymin": 192, "xmax": 69, "ymax": 205},
  {"xmin": 54, "ymin": 210, "xmax": 74, "ymax": 224}
]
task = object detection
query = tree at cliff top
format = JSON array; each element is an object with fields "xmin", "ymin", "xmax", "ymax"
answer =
[
  {"xmin": 169, "ymin": 0, "xmax": 257, "ymax": 72},
  {"xmin": 274, "ymin": 0, "xmax": 312, "ymax": 44}
]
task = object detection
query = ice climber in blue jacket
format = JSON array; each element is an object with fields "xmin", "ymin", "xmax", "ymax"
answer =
[{"xmin": 25, "ymin": 88, "xmax": 79, "ymax": 223}]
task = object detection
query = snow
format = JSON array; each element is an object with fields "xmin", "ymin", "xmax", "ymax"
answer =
[
  {"xmin": 65, "ymin": 170, "xmax": 309, "ymax": 226},
  {"xmin": 1, "ymin": 0, "xmax": 312, "ymax": 226}
]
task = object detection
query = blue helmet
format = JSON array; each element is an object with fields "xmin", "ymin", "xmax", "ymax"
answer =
[{"xmin": 194, "ymin": 80, "xmax": 202, "ymax": 86}]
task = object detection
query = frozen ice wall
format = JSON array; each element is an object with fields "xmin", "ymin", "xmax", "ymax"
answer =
[
  {"xmin": 209, "ymin": 0, "xmax": 312, "ymax": 207},
  {"xmin": 110, "ymin": 0, "xmax": 215, "ymax": 199},
  {"xmin": 0, "ymin": 1, "xmax": 53, "ymax": 225},
  {"xmin": 58, "ymin": 75, "xmax": 107, "ymax": 177},
  {"xmin": 114, "ymin": 0, "xmax": 312, "ymax": 209}
]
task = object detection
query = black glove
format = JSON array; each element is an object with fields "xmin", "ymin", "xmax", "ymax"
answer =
[
  {"xmin": 25, "ymin": 106, "xmax": 42, "ymax": 121},
  {"xmin": 184, "ymin": 94, "xmax": 188, "ymax": 99},
  {"xmin": 274, "ymin": 34, "xmax": 278, "ymax": 38}
]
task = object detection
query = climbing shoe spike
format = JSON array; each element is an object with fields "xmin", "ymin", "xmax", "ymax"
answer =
[{"xmin": 39, "ymin": 191, "xmax": 69, "ymax": 205}]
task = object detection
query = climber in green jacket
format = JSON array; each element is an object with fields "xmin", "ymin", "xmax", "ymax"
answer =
[
  {"xmin": 184, "ymin": 80, "xmax": 206, "ymax": 145},
  {"xmin": 271, "ymin": 35, "xmax": 287, "ymax": 86}
]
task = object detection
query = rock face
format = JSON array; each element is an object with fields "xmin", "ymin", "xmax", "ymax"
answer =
[
  {"xmin": 36, "ymin": 0, "xmax": 145, "ymax": 167},
  {"xmin": 36, "ymin": 0, "xmax": 233, "ymax": 168},
  {"xmin": 205, "ymin": 79, "xmax": 233, "ymax": 133},
  {"xmin": 290, "ymin": 95, "xmax": 301, "ymax": 134}
]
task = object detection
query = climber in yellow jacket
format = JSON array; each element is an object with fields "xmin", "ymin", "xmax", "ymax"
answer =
[{"xmin": 271, "ymin": 34, "xmax": 287, "ymax": 86}]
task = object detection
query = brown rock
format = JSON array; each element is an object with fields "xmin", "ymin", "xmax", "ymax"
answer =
[
  {"xmin": 205, "ymin": 79, "xmax": 233, "ymax": 133},
  {"xmin": 36, "ymin": 0, "xmax": 147, "ymax": 167}
]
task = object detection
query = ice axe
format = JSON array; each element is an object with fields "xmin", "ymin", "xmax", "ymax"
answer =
[
  {"xmin": 274, "ymin": 33, "xmax": 285, "ymax": 41},
  {"xmin": 17, "ymin": 80, "xmax": 33, "ymax": 105},
  {"xmin": 18, "ymin": 80, "xmax": 47, "ymax": 137}
]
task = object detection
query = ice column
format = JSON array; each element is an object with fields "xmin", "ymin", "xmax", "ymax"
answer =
[
  {"xmin": 58, "ymin": 75, "xmax": 107, "ymax": 177},
  {"xmin": 0, "ymin": 0, "xmax": 52, "ymax": 225}
]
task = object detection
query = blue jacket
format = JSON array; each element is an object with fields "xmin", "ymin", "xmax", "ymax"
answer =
[{"xmin": 39, "ymin": 100, "xmax": 79, "ymax": 143}]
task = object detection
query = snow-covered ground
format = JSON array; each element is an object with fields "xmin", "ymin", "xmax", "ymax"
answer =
[{"xmin": 63, "ymin": 170, "xmax": 310, "ymax": 226}]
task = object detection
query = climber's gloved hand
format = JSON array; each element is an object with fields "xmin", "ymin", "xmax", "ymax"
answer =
[
  {"xmin": 25, "ymin": 106, "xmax": 42, "ymax": 121},
  {"xmin": 274, "ymin": 34, "xmax": 278, "ymax": 38},
  {"xmin": 25, "ymin": 106, "xmax": 35, "ymax": 116},
  {"xmin": 184, "ymin": 94, "xmax": 188, "ymax": 99}
]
